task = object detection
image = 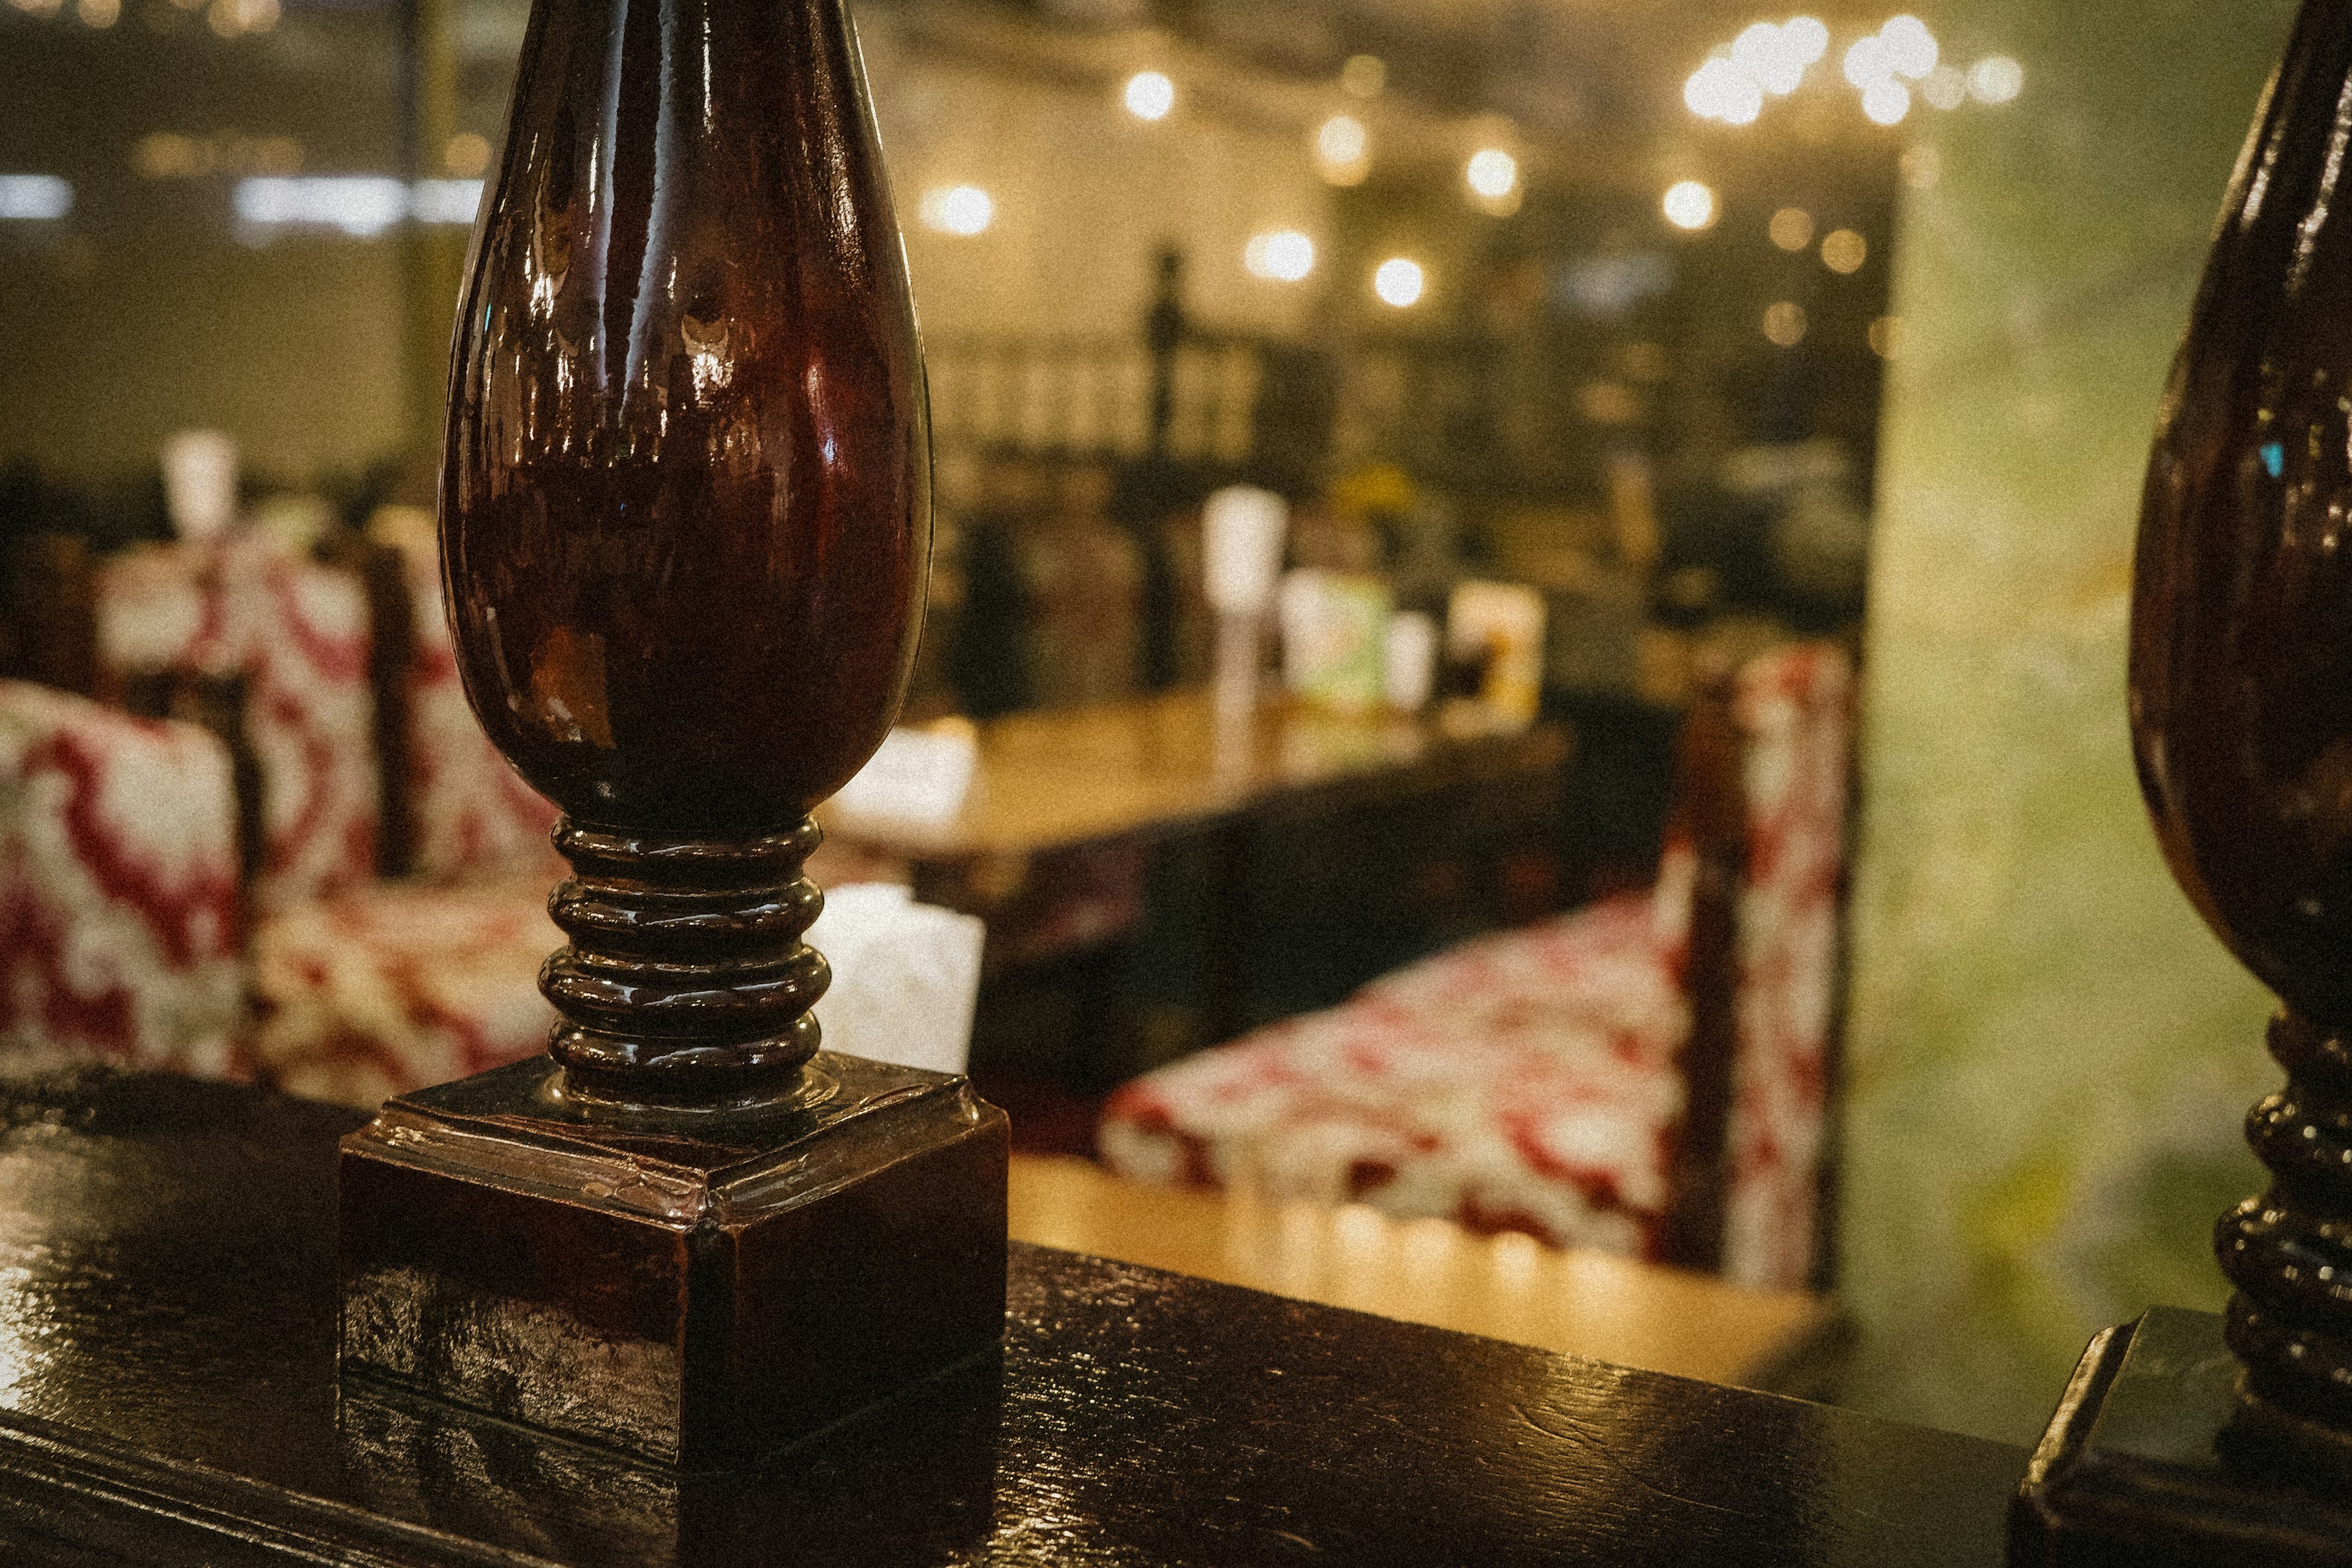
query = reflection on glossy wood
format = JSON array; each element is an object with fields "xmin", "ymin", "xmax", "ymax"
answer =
[
  {"xmin": 441, "ymin": 0, "xmax": 928, "ymax": 840},
  {"xmin": 1007, "ymin": 1153, "xmax": 1845, "ymax": 1394},
  {"xmin": 340, "ymin": 0, "xmax": 1006, "ymax": 1466},
  {"xmin": 2124, "ymin": 0, "xmax": 2352, "ymax": 1483},
  {"xmin": 341, "ymin": 1055, "xmax": 1009, "ymax": 1468},
  {"xmin": 821, "ymin": 689, "xmax": 1570, "ymax": 859},
  {"xmin": 0, "ymin": 1071, "xmax": 2021, "ymax": 1568}
]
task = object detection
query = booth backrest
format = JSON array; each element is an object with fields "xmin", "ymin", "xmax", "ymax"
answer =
[{"xmin": 0, "ymin": 679, "xmax": 244, "ymax": 1076}]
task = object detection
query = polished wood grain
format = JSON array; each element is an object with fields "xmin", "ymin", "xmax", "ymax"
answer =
[
  {"xmin": 2124, "ymin": 0, "xmax": 2352, "ymax": 1482},
  {"xmin": 2013, "ymin": 1306, "xmax": 2352, "ymax": 1567},
  {"xmin": 0, "ymin": 1069, "xmax": 2021, "ymax": 1567},
  {"xmin": 1006, "ymin": 1152, "xmax": 1845, "ymax": 1395},
  {"xmin": 441, "ymin": 0, "xmax": 929, "ymax": 842},
  {"xmin": 821, "ymin": 689, "xmax": 1570, "ymax": 859}
]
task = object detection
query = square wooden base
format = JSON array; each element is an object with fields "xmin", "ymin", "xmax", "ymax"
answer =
[
  {"xmin": 338, "ymin": 1053, "xmax": 1008, "ymax": 1469},
  {"xmin": 2011, "ymin": 1306, "xmax": 2352, "ymax": 1566}
]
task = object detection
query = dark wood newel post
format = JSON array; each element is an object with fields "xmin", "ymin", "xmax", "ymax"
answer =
[
  {"xmin": 2214, "ymin": 1006, "xmax": 2352, "ymax": 1478},
  {"xmin": 2015, "ymin": 2, "xmax": 2352, "ymax": 1559},
  {"xmin": 334, "ymin": 0, "xmax": 1008, "ymax": 1471},
  {"xmin": 543, "ymin": 820, "xmax": 831, "ymax": 1113}
]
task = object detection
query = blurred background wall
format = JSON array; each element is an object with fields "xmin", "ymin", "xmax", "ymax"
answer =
[
  {"xmin": 1844, "ymin": 0, "xmax": 2294, "ymax": 1444},
  {"xmin": 0, "ymin": 4, "xmax": 1330, "ymax": 488}
]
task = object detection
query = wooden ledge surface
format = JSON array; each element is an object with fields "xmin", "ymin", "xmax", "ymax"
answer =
[
  {"xmin": 1006, "ymin": 1152, "xmax": 1849, "ymax": 1395},
  {"xmin": 0, "ymin": 1069, "xmax": 2019, "ymax": 1567}
]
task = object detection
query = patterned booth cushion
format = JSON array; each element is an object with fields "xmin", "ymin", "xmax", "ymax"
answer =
[
  {"xmin": 1099, "ymin": 890, "xmax": 1686, "ymax": 1259},
  {"xmin": 236, "ymin": 545, "xmax": 382, "ymax": 912},
  {"xmin": 248, "ymin": 873, "xmax": 558, "ymax": 1107},
  {"xmin": 0, "ymin": 680, "xmax": 244, "ymax": 1076},
  {"xmin": 1101, "ymin": 643, "xmax": 1852, "ymax": 1289},
  {"xmin": 83, "ymin": 535, "xmax": 559, "ymax": 1106},
  {"xmin": 96, "ymin": 535, "xmax": 382, "ymax": 914},
  {"xmin": 398, "ymin": 541, "xmax": 561, "ymax": 884}
]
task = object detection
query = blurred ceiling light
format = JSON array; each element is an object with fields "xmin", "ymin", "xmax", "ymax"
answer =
[
  {"xmin": 1842, "ymin": 35, "xmax": 1891, "ymax": 89},
  {"xmin": 1340, "ymin": 54, "xmax": 1385, "ymax": 99},
  {"xmin": 1969, "ymin": 56, "xmax": 2024, "ymax": 104},
  {"xmin": 233, "ymin": 176, "xmax": 481, "ymax": 237},
  {"xmin": 1730, "ymin": 21, "xmax": 1807, "ymax": 96},
  {"xmin": 1769, "ymin": 206, "xmax": 1814, "ymax": 251},
  {"xmin": 1820, "ymin": 228, "xmax": 1868, "ymax": 273},
  {"xmin": 444, "ymin": 132, "xmax": 492, "ymax": 178},
  {"xmin": 1123, "ymin": 70, "xmax": 1175, "ymax": 121},
  {"xmin": 7, "ymin": 0, "xmax": 62, "ymax": 17},
  {"xmin": 75, "ymin": 0, "xmax": 118, "ymax": 28},
  {"xmin": 918, "ymin": 184, "xmax": 993, "ymax": 236},
  {"xmin": 0, "ymin": 176, "xmax": 73, "ymax": 221},
  {"xmin": 410, "ymin": 179, "xmax": 484, "ymax": 225},
  {"xmin": 1373, "ymin": 257, "xmax": 1424, "ymax": 307},
  {"xmin": 1317, "ymin": 114, "xmax": 1368, "ymax": 164},
  {"xmin": 1763, "ymin": 300, "xmax": 1807, "ymax": 347},
  {"xmin": 1868, "ymin": 315, "xmax": 1903, "ymax": 358},
  {"xmin": 1316, "ymin": 114, "xmax": 1370, "ymax": 186},
  {"xmin": 1878, "ymin": 15, "xmax": 1938, "ymax": 79},
  {"xmin": 237, "ymin": 176, "xmax": 406, "ymax": 236},
  {"xmin": 1781, "ymin": 16, "xmax": 1830, "ymax": 63},
  {"xmin": 1245, "ymin": 229, "xmax": 1315, "ymax": 282},
  {"xmin": 1860, "ymin": 78, "xmax": 1911, "ymax": 125},
  {"xmin": 206, "ymin": 0, "xmax": 274, "ymax": 35},
  {"xmin": 1661, "ymin": 179, "xmax": 1717, "ymax": 232},
  {"xmin": 1685, "ymin": 57, "xmax": 1763, "ymax": 126},
  {"xmin": 1466, "ymin": 149, "xmax": 1517, "ymax": 200},
  {"xmin": 1920, "ymin": 64, "xmax": 1967, "ymax": 110},
  {"xmin": 1691, "ymin": 13, "xmax": 1933, "ymax": 127}
]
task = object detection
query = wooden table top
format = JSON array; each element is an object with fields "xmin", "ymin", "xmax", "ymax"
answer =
[
  {"xmin": 1006, "ymin": 1153, "xmax": 1846, "ymax": 1396},
  {"xmin": 820, "ymin": 690, "xmax": 1570, "ymax": 860},
  {"xmin": 0, "ymin": 1070, "xmax": 2025, "ymax": 1567}
]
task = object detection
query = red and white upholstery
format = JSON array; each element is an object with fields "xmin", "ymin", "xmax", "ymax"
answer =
[
  {"xmin": 1100, "ymin": 643, "xmax": 1853, "ymax": 1288},
  {"xmin": 1716, "ymin": 645, "xmax": 1854, "ymax": 1288},
  {"xmin": 398, "ymin": 541, "xmax": 561, "ymax": 884},
  {"xmin": 247, "ymin": 872, "xmax": 559, "ymax": 1107},
  {"xmin": 74, "ymin": 532, "xmax": 562, "ymax": 1107},
  {"xmin": 0, "ymin": 681, "xmax": 244, "ymax": 1077},
  {"xmin": 236, "ymin": 545, "xmax": 383, "ymax": 913},
  {"xmin": 96, "ymin": 535, "xmax": 382, "ymax": 914},
  {"xmin": 240, "ymin": 538, "xmax": 561, "ymax": 1103}
]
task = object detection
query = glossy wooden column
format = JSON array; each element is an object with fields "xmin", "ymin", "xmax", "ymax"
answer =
[
  {"xmin": 2122, "ymin": 0, "xmax": 2352, "ymax": 1472},
  {"xmin": 336, "ymin": 0, "xmax": 1006, "ymax": 1469},
  {"xmin": 2018, "ymin": 3, "xmax": 2352, "ymax": 1559}
]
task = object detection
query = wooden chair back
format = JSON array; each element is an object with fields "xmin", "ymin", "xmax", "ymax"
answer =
[
  {"xmin": 1654, "ymin": 664, "xmax": 1747, "ymax": 1273},
  {"xmin": 1, "ymin": 533, "xmax": 99, "ymax": 698},
  {"xmin": 315, "ymin": 529, "xmax": 419, "ymax": 878},
  {"xmin": 1654, "ymin": 646, "xmax": 1855, "ymax": 1288}
]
